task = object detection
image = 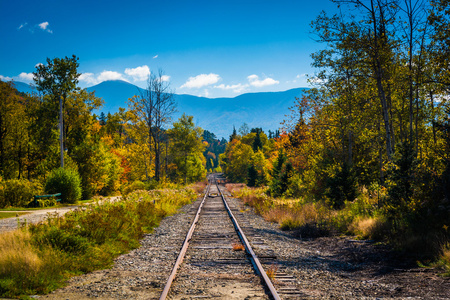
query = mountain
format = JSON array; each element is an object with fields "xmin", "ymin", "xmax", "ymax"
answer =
[
  {"xmin": 86, "ymin": 80, "xmax": 145, "ymax": 113},
  {"xmin": 87, "ymin": 80, "xmax": 308, "ymax": 138},
  {"xmin": 11, "ymin": 79, "xmax": 308, "ymax": 138},
  {"xmin": 8, "ymin": 81, "xmax": 37, "ymax": 95}
]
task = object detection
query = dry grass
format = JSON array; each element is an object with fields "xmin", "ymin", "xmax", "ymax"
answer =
[
  {"xmin": 190, "ymin": 181, "xmax": 207, "ymax": 194},
  {"xmin": 263, "ymin": 202, "xmax": 325, "ymax": 230},
  {"xmin": 225, "ymin": 183, "xmax": 246, "ymax": 195},
  {"xmin": 440, "ymin": 243, "xmax": 450, "ymax": 276},
  {"xmin": 348, "ymin": 216, "xmax": 388, "ymax": 240},
  {"xmin": 442, "ymin": 245, "xmax": 450, "ymax": 264},
  {"xmin": 266, "ymin": 264, "xmax": 278, "ymax": 280},
  {"xmin": 231, "ymin": 242, "xmax": 245, "ymax": 251},
  {"xmin": 0, "ymin": 229, "xmax": 42, "ymax": 276}
]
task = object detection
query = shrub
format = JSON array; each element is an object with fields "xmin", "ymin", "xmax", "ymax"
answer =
[
  {"xmin": 325, "ymin": 162, "xmax": 358, "ymax": 209},
  {"xmin": 44, "ymin": 168, "xmax": 82, "ymax": 204},
  {"xmin": 0, "ymin": 179, "xmax": 43, "ymax": 208},
  {"xmin": 121, "ymin": 180, "xmax": 146, "ymax": 196}
]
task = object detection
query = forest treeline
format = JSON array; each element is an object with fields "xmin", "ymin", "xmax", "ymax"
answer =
[
  {"xmin": 0, "ymin": 58, "xmax": 225, "ymax": 207},
  {"xmin": 220, "ymin": 0, "xmax": 450, "ymax": 259}
]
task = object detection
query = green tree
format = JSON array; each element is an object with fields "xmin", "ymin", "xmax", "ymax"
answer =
[
  {"xmin": 33, "ymin": 55, "xmax": 80, "ymax": 168},
  {"xmin": 168, "ymin": 114, "xmax": 206, "ymax": 183},
  {"xmin": 229, "ymin": 126, "xmax": 238, "ymax": 142}
]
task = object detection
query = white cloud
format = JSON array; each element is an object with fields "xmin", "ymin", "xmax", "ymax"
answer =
[
  {"xmin": 181, "ymin": 73, "xmax": 221, "ymax": 89},
  {"xmin": 1, "ymin": 73, "xmax": 34, "ymax": 83},
  {"xmin": 124, "ymin": 65, "xmax": 150, "ymax": 82},
  {"xmin": 214, "ymin": 83, "xmax": 248, "ymax": 93},
  {"xmin": 79, "ymin": 73, "xmax": 98, "ymax": 85},
  {"xmin": 309, "ymin": 76, "xmax": 325, "ymax": 85},
  {"xmin": 18, "ymin": 72, "xmax": 34, "ymax": 82},
  {"xmin": 161, "ymin": 75, "xmax": 170, "ymax": 82},
  {"xmin": 0, "ymin": 75, "xmax": 13, "ymax": 81},
  {"xmin": 153, "ymin": 55, "xmax": 158, "ymax": 59},
  {"xmin": 98, "ymin": 71, "xmax": 126, "ymax": 82},
  {"xmin": 38, "ymin": 22, "xmax": 49, "ymax": 30},
  {"xmin": 17, "ymin": 23, "xmax": 27, "ymax": 30},
  {"xmin": 38, "ymin": 21, "xmax": 53, "ymax": 33},
  {"xmin": 247, "ymin": 74, "xmax": 279, "ymax": 88}
]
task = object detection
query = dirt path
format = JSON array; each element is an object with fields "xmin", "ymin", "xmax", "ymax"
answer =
[{"xmin": 0, "ymin": 197, "xmax": 121, "ymax": 233}]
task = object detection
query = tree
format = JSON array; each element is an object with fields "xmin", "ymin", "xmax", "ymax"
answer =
[
  {"xmin": 169, "ymin": 114, "xmax": 206, "ymax": 183},
  {"xmin": 229, "ymin": 126, "xmax": 238, "ymax": 142},
  {"xmin": 220, "ymin": 139, "xmax": 254, "ymax": 183},
  {"xmin": 127, "ymin": 69, "xmax": 176, "ymax": 181},
  {"xmin": 239, "ymin": 123, "xmax": 250, "ymax": 136},
  {"xmin": 99, "ymin": 112, "xmax": 107, "ymax": 126},
  {"xmin": 312, "ymin": 0, "xmax": 400, "ymax": 160},
  {"xmin": 0, "ymin": 81, "xmax": 32, "ymax": 179},
  {"xmin": 252, "ymin": 131, "xmax": 263, "ymax": 151},
  {"xmin": 33, "ymin": 55, "xmax": 80, "ymax": 168}
]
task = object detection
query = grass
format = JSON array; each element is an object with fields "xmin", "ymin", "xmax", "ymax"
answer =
[
  {"xmin": 229, "ymin": 183, "xmax": 450, "ymax": 276},
  {"xmin": 419, "ymin": 242, "xmax": 450, "ymax": 277},
  {"xmin": 0, "ymin": 207, "xmax": 54, "ymax": 212},
  {"xmin": 0, "ymin": 184, "xmax": 199, "ymax": 298},
  {"xmin": 440, "ymin": 244, "xmax": 450, "ymax": 276},
  {"xmin": 228, "ymin": 184, "xmax": 387, "ymax": 240},
  {"xmin": 0, "ymin": 212, "xmax": 29, "ymax": 219},
  {"xmin": 266, "ymin": 264, "xmax": 278, "ymax": 280},
  {"xmin": 0, "ymin": 199, "xmax": 97, "ymax": 213}
]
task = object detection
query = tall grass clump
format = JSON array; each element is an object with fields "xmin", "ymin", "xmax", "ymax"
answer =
[
  {"xmin": 0, "ymin": 230, "xmax": 63, "ymax": 297},
  {"xmin": 229, "ymin": 183, "xmax": 390, "ymax": 240},
  {"xmin": 45, "ymin": 168, "xmax": 82, "ymax": 204},
  {"xmin": 190, "ymin": 180, "xmax": 207, "ymax": 194},
  {"xmin": 231, "ymin": 185, "xmax": 332, "ymax": 237},
  {"xmin": 438, "ymin": 243, "xmax": 450, "ymax": 276},
  {"xmin": 1, "ymin": 185, "xmax": 198, "ymax": 298}
]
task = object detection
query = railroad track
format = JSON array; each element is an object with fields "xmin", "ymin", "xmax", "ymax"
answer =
[{"xmin": 159, "ymin": 174, "xmax": 302, "ymax": 299}]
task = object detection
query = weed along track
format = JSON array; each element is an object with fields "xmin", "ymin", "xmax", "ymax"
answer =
[{"xmin": 160, "ymin": 174, "xmax": 290, "ymax": 299}]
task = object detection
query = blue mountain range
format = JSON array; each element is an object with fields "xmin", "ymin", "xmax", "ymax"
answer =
[{"xmin": 11, "ymin": 80, "xmax": 308, "ymax": 138}]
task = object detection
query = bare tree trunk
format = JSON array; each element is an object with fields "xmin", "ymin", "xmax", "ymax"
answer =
[{"xmin": 430, "ymin": 91, "xmax": 437, "ymax": 146}]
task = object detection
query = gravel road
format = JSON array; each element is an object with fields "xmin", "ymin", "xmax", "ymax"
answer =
[
  {"xmin": 0, "ymin": 197, "xmax": 121, "ymax": 233},
  {"xmin": 0, "ymin": 207, "xmax": 80, "ymax": 233}
]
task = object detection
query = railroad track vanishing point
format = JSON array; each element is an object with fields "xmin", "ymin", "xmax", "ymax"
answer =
[{"xmin": 160, "ymin": 174, "xmax": 302, "ymax": 299}]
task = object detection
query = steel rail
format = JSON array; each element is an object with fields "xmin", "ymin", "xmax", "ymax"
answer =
[
  {"xmin": 159, "ymin": 180, "xmax": 211, "ymax": 300},
  {"xmin": 216, "ymin": 181, "xmax": 282, "ymax": 300}
]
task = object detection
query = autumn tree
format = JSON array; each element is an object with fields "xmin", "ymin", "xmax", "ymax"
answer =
[
  {"xmin": 0, "ymin": 81, "xmax": 33, "ymax": 179},
  {"xmin": 127, "ymin": 69, "xmax": 176, "ymax": 182}
]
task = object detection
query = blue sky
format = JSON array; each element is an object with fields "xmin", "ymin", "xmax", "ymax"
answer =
[{"xmin": 0, "ymin": 0, "xmax": 338, "ymax": 98}]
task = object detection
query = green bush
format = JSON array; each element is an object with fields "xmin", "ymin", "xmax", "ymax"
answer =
[
  {"xmin": 0, "ymin": 179, "xmax": 43, "ymax": 208},
  {"xmin": 325, "ymin": 162, "xmax": 358, "ymax": 209},
  {"xmin": 121, "ymin": 180, "xmax": 146, "ymax": 196},
  {"xmin": 45, "ymin": 168, "xmax": 82, "ymax": 204}
]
